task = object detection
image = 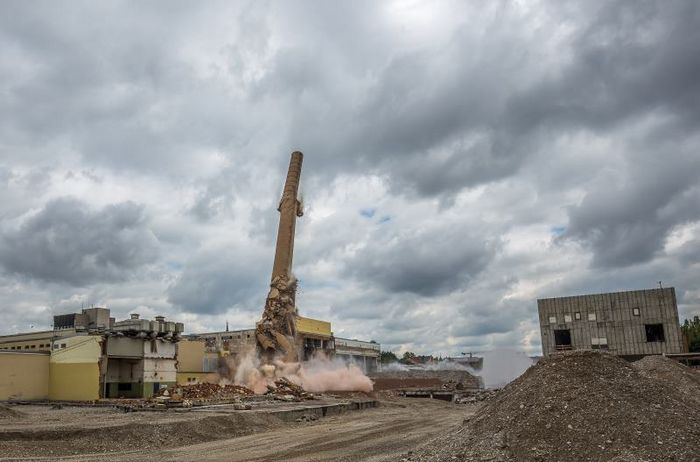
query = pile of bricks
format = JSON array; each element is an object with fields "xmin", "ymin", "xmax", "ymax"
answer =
[
  {"xmin": 269, "ymin": 377, "xmax": 314, "ymax": 400},
  {"xmin": 161, "ymin": 383, "xmax": 254, "ymax": 401}
]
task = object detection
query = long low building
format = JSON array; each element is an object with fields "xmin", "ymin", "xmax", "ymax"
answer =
[{"xmin": 334, "ymin": 337, "xmax": 380, "ymax": 373}]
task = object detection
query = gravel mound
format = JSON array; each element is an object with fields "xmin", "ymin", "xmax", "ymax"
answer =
[
  {"xmin": 404, "ymin": 351, "xmax": 700, "ymax": 462},
  {"xmin": 632, "ymin": 355, "xmax": 700, "ymax": 406}
]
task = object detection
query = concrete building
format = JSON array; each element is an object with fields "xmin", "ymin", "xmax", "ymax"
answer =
[
  {"xmin": 538, "ymin": 287, "xmax": 685, "ymax": 359},
  {"xmin": 0, "ymin": 307, "xmax": 115, "ymax": 353},
  {"xmin": 183, "ymin": 316, "xmax": 380, "ymax": 376},
  {"xmin": 0, "ymin": 308, "xmax": 185, "ymax": 400},
  {"xmin": 334, "ymin": 337, "xmax": 380, "ymax": 373},
  {"xmin": 189, "ymin": 316, "xmax": 336, "ymax": 361}
]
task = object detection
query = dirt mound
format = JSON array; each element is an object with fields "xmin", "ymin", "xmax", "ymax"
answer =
[
  {"xmin": 404, "ymin": 351, "xmax": 700, "ymax": 461},
  {"xmin": 0, "ymin": 411, "xmax": 282, "ymax": 459},
  {"xmin": 0, "ymin": 405, "xmax": 24, "ymax": 419},
  {"xmin": 633, "ymin": 355, "xmax": 700, "ymax": 405}
]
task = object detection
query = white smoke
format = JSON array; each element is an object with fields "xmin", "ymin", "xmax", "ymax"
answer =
[
  {"xmin": 424, "ymin": 360, "xmax": 471, "ymax": 371},
  {"xmin": 471, "ymin": 349, "xmax": 534, "ymax": 389},
  {"xmin": 381, "ymin": 361, "xmax": 409, "ymax": 372}
]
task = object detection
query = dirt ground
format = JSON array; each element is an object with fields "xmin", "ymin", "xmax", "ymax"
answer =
[{"xmin": 0, "ymin": 398, "xmax": 471, "ymax": 462}]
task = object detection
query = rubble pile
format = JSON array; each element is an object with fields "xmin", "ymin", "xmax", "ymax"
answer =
[
  {"xmin": 159, "ymin": 383, "xmax": 254, "ymax": 401},
  {"xmin": 404, "ymin": 351, "xmax": 700, "ymax": 462},
  {"xmin": 632, "ymin": 355, "xmax": 700, "ymax": 405},
  {"xmin": 454, "ymin": 389, "xmax": 499, "ymax": 404},
  {"xmin": 268, "ymin": 377, "xmax": 314, "ymax": 400}
]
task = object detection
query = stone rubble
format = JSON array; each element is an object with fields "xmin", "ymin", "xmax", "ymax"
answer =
[{"xmin": 402, "ymin": 351, "xmax": 700, "ymax": 462}]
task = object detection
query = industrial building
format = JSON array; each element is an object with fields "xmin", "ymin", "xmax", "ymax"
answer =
[
  {"xmin": 0, "ymin": 308, "xmax": 184, "ymax": 400},
  {"xmin": 538, "ymin": 287, "xmax": 686, "ymax": 359},
  {"xmin": 182, "ymin": 316, "xmax": 380, "ymax": 376},
  {"xmin": 335, "ymin": 337, "xmax": 380, "ymax": 373}
]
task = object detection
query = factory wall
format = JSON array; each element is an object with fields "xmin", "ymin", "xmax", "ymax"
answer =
[
  {"xmin": 49, "ymin": 336, "xmax": 102, "ymax": 401},
  {"xmin": 175, "ymin": 339, "xmax": 219, "ymax": 384},
  {"xmin": 0, "ymin": 352, "xmax": 49, "ymax": 400}
]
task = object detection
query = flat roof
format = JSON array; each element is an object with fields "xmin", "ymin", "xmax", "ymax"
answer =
[
  {"xmin": 538, "ymin": 286, "xmax": 675, "ymax": 302},
  {"xmin": 0, "ymin": 330, "xmax": 55, "ymax": 340}
]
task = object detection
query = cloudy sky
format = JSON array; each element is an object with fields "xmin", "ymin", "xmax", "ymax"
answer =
[{"xmin": 1, "ymin": 0, "xmax": 699, "ymax": 355}]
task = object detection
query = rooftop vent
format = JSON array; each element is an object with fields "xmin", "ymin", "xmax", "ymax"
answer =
[{"xmin": 130, "ymin": 313, "xmax": 140, "ymax": 320}]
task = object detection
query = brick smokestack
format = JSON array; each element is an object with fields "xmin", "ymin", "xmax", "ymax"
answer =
[{"xmin": 271, "ymin": 151, "xmax": 303, "ymax": 283}]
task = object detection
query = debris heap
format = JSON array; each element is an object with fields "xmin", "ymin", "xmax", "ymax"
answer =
[
  {"xmin": 256, "ymin": 274, "xmax": 300, "ymax": 364},
  {"xmin": 158, "ymin": 383, "xmax": 254, "ymax": 401},
  {"xmin": 632, "ymin": 354, "xmax": 700, "ymax": 406},
  {"xmin": 404, "ymin": 351, "xmax": 700, "ymax": 462},
  {"xmin": 268, "ymin": 377, "xmax": 314, "ymax": 400}
]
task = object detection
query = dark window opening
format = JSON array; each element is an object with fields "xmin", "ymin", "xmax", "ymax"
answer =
[
  {"xmin": 645, "ymin": 324, "xmax": 665, "ymax": 342},
  {"xmin": 554, "ymin": 329, "xmax": 572, "ymax": 350},
  {"xmin": 118, "ymin": 383, "xmax": 133, "ymax": 391}
]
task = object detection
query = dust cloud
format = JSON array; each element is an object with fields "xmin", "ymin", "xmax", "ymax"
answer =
[{"xmin": 221, "ymin": 348, "xmax": 373, "ymax": 394}]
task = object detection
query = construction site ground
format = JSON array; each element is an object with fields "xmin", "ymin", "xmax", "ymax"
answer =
[{"xmin": 0, "ymin": 397, "xmax": 470, "ymax": 462}]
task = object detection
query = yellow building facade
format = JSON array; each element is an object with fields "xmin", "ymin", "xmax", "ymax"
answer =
[
  {"xmin": 48, "ymin": 336, "xmax": 102, "ymax": 401},
  {"xmin": 0, "ymin": 351, "xmax": 49, "ymax": 400},
  {"xmin": 175, "ymin": 339, "xmax": 218, "ymax": 384}
]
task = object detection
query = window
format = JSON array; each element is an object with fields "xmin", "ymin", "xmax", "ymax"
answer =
[
  {"xmin": 554, "ymin": 330, "xmax": 572, "ymax": 350},
  {"xmin": 575, "ymin": 312, "xmax": 581, "ymax": 320},
  {"xmin": 588, "ymin": 313, "xmax": 597, "ymax": 321},
  {"xmin": 564, "ymin": 314, "xmax": 572, "ymax": 323},
  {"xmin": 548, "ymin": 316, "xmax": 557, "ymax": 324},
  {"xmin": 31, "ymin": 345, "xmax": 36, "ymax": 349},
  {"xmin": 632, "ymin": 308, "xmax": 640, "ymax": 316},
  {"xmin": 60, "ymin": 343, "xmax": 66, "ymax": 349},
  {"xmin": 591, "ymin": 337, "xmax": 608, "ymax": 349},
  {"xmin": 645, "ymin": 324, "xmax": 665, "ymax": 342}
]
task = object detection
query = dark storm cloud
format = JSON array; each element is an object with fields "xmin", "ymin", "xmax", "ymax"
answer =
[
  {"xmin": 561, "ymin": 144, "xmax": 700, "ymax": 268},
  {"xmin": 0, "ymin": 0, "xmax": 699, "ymax": 354},
  {"xmin": 167, "ymin": 244, "xmax": 270, "ymax": 315},
  {"xmin": 346, "ymin": 226, "xmax": 499, "ymax": 296},
  {"xmin": 0, "ymin": 198, "xmax": 159, "ymax": 285},
  {"xmin": 266, "ymin": 0, "xmax": 700, "ymax": 201}
]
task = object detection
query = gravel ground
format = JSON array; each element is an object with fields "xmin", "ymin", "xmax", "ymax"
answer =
[
  {"xmin": 402, "ymin": 351, "xmax": 700, "ymax": 462},
  {"xmin": 0, "ymin": 398, "xmax": 467, "ymax": 462}
]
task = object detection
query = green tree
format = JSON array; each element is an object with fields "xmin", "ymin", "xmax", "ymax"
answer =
[
  {"xmin": 681, "ymin": 316, "xmax": 700, "ymax": 352},
  {"xmin": 400, "ymin": 351, "xmax": 417, "ymax": 364},
  {"xmin": 380, "ymin": 351, "xmax": 399, "ymax": 364}
]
